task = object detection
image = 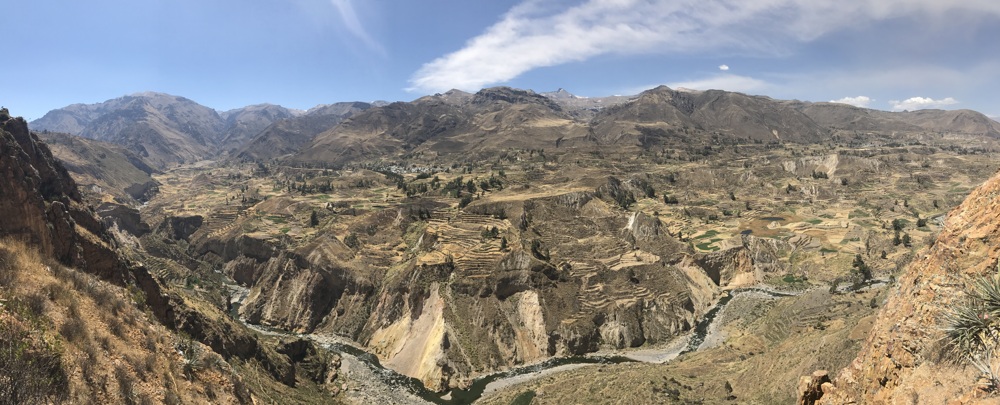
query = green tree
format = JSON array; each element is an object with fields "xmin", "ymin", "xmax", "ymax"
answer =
[
  {"xmin": 459, "ymin": 194, "xmax": 474, "ymax": 209},
  {"xmin": 309, "ymin": 210, "xmax": 319, "ymax": 227},
  {"xmin": 852, "ymin": 254, "xmax": 872, "ymax": 281},
  {"xmin": 343, "ymin": 233, "xmax": 360, "ymax": 249}
]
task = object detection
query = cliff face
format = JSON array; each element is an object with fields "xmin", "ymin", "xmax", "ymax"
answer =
[
  {"xmin": 0, "ymin": 114, "xmax": 127, "ymax": 282},
  {"xmin": 818, "ymin": 170, "xmax": 1000, "ymax": 403}
]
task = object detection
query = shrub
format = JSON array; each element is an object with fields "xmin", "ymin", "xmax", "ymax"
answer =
[
  {"xmin": 459, "ymin": 194, "xmax": 474, "ymax": 209},
  {"xmin": 116, "ymin": 365, "xmax": 138, "ymax": 405},
  {"xmin": 59, "ymin": 317, "xmax": 88, "ymax": 344},
  {"xmin": 0, "ymin": 314, "xmax": 69, "ymax": 403},
  {"xmin": 944, "ymin": 274, "xmax": 1000, "ymax": 390},
  {"xmin": 175, "ymin": 335, "xmax": 203, "ymax": 380},
  {"xmin": 343, "ymin": 233, "xmax": 360, "ymax": 249},
  {"xmin": 25, "ymin": 291, "xmax": 48, "ymax": 317},
  {"xmin": 0, "ymin": 246, "xmax": 18, "ymax": 288}
]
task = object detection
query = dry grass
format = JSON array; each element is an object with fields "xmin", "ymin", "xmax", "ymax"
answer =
[{"xmin": 0, "ymin": 238, "xmax": 252, "ymax": 404}]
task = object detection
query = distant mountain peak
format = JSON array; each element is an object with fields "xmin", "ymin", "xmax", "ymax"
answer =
[{"xmin": 542, "ymin": 88, "xmax": 587, "ymax": 100}]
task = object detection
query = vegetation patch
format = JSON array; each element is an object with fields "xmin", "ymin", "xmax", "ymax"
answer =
[
  {"xmin": 848, "ymin": 209, "xmax": 869, "ymax": 218},
  {"xmin": 510, "ymin": 390, "xmax": 537, "ymax": 405},
  {"xmin": 694, "ymin": 230, "xmax": 720, "ymax": 240},
  {"xmin": 943, "ymin": 273, "xmax": 1000, "ymax": 390},
  {"xmin": 696, "ymin": 239, "xmax": 722, "ymax": 251}
]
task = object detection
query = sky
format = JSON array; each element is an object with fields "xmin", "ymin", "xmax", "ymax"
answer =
[{"xmin": 4, "ymin": 0, "xmax": 1000, "ymax": 121}]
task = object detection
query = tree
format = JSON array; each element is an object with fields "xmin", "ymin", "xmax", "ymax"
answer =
[
  {"xmin": 309, "ymin": 210, "xmax": 319, "ymax": 227},
  {"xmin": 613, "ymin": 190, "xmax": 636, "ymax": 210},
  {"xmin": 500, "ymin": 236, "xmax": 508, "ymax": 251},
  {"xmin": 459, "ymin": 194, "xmax": 474, "ymax": 208},
  {"xmin": 343, "ymin": 233, "xmax": 360, "ymax": 249},
  {"xmin": 852, "ymin": 254, "xmax": 872, "ymax": 281}
]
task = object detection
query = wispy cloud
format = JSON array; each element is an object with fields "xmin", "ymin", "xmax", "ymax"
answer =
[
  {"xmin": 889, "ymin": 97, "xmax": 958, "ymax": 111},
  {"xmin": 718, "ymin": 64, "xmax": 730, "ymax": 71},
  {"xmin": 830, "ymin": 96, "xmax": 872, "ymax": 108},
  {"xmin": 329, "ymin": 0, "xmax": 384, "ymax": 56},
  {"xmin": 409, "ymin": 0, "xmax": 1000, "ymax": 93}
]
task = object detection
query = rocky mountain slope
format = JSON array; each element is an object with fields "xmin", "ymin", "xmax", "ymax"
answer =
[
  {"xmin": 816, "ymin": 169, "xmax": 1000, "ymax": 404},
  {"xmin": 235, "ymin": 101, "xmax": 372, "ymax": 161},
  {"xmin": 32, "ymin": 93, "xmax": 225, "ymax": 168},
  {"xmin": 218, "ymin": 103, "xmax": 301, "ymax": 155},
  {"xmin": 0, "ymin": 111, "xmax": 128, "ymax": 281},
  {"xmin": 287, "ymin": 85, "xmax": 838, "ymax": 167},
  {"xmin": 291, "ymin": 87, "xmax": 591, "ymax": 167},
  {"xmin": 31, "ymin": 93, "xmax": 297, "ymax": 168},
  {"xmin": 788, "ymin": 101, "xmax": 1000, "ymax": 137},
  {"xmin": 38, "ymin": 132, "xmax": 160, "ymax": 203},
  {"xmin": 590, "ymin": 86, "xmax": 829, "ymax": 146},
  {"xmin": 540, "ymin": 88, "xmax": 634, "ymax": 120}
]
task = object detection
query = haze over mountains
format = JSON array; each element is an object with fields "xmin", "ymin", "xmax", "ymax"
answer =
[{"xmin": 31, "ymin": 87, "xmax": 1000, "ymax": 172}]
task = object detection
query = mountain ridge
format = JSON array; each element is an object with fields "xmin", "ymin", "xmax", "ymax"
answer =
[{"xmin": 29, "ymin": 87, "xmax": 1000, "ymax": 170}]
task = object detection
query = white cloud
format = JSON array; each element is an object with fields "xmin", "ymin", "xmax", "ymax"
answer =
[
  {"xmin": 889, "ymin": 97, "xmax": 958, "ymax": 111},
  {"xmin": 667, "ymin": 74, "xmax": 768, "ymax": 93},
  {"xmin": 408, "ymin": 0, "xmax": 1000, "ymax": 93},
  {"xmin": 830, "ymin": 96, "xmax": 872, "ymax": 108},
  {"xmin": 718, "ymin": 64, "xmax": 730, "ymax": 71},
  {"xmin": 329, "ymin": 0, "xmax": 385, "ymax": 56}
]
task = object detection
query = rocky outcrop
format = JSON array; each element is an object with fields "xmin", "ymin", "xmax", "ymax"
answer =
[
  {"xmin": 798, "ymin": 370, "xmax": 832, "ymax": 405},
  {"xmin": 696, "ymin": 235, "xmax": 790, "ymax": 287},
  {"xmin": 96, "ymin": 202, "xmax": 150, "ymax": 236},
  {"xmin": 817, "ymin": 170, "xmax": 1000, "ymax": 403},
  {"xmin": 0, "ymin": 113, "xmax": 129, "ymax": 283},
  {"xmin": 158, "ymin": 215, "xmax": 203, "ymax": 241},
  {"xmin": 239, "ymin": 250, "xmax": 375, "ymax": 335}
]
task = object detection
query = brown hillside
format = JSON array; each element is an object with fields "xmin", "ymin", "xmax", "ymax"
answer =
[{"xmin": 819, "ymin": 169, "xmax": 1000, "ymax": 404}]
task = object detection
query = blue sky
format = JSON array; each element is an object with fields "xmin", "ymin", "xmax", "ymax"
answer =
[{"xmin": 4, "ymin": 0, "xmax": 1000, "ymax": 120}]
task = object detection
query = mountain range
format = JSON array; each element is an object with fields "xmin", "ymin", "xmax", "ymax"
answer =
[{"xmin": 31, "ymin": 87, "xmax": 1000, "ymax": 171}]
